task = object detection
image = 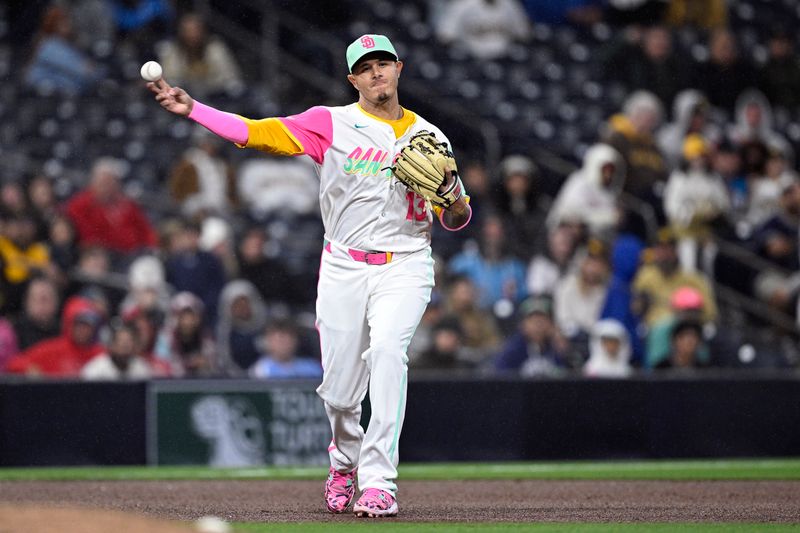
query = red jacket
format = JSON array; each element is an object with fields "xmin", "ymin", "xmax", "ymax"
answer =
[
  {"xmin": 65, "ymin": 190, "xmax": 158, "ymax": 253},
  {"xmin": 5, "ymin": 297, "xmax": 104, "ymax": 377}
]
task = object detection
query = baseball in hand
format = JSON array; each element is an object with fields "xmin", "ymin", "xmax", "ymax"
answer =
[{"xmin": 140, "ymin": 61, "xmax": 163, "ymax": 82}]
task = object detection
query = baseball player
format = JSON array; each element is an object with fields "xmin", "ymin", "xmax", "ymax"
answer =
[{"xmin": 147, "ymin": 34, "xmax": 472, "ymax": 517}]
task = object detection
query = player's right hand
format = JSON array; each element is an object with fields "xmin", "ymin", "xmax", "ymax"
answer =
[{"xmin": 147, "ymin": 78, "xmax": 193, "ymax": 117}]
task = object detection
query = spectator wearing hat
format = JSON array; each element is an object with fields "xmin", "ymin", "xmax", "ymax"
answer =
[
  {"xmin": 165, "ymin": 219, "xmax": 227, "ymax": 327},
  {"xmin": 657, "ymin": 89, "xmax": 721, "ymax": 171},
  {"xmin": 5, "ymin": 296, "xmax": 104, "ymax": 377},
  {"xmin": 493, "ymin": 155, "xmax": 547, "ymax": 260},
  {"xmin": 250, "ymin": 319, "xmax": 322, "ymax": 379},
  {"xmin": 632, "ymin": 228, "xmax": 717, "ymax": 328},
  {"xmin": 494, "ymin": 296, "xmax": 567, "ymax": 377},
  {"xmin": 65, "ymin": 158, "xmax": 159, "ymax": 257},
  {"xmin": 81, "ymin": 322, "xmax": 152, "ymax": 380},
  {"xmin": 663, "ymin": 134, "xmax": 731, "ymax": 273},
  {"xmin": 645, "ymin": 286, "xmax": 711, "ymax": 369},
  {"xmin": 155, "ymin": 291, "xmax": 218, "ymax": 377},
  {"xmin": 547, "ymin": 143, "xmax": 626, "ymax": 239},
  {"xmin": 554, "ymin": 241, "xmax": 610, "ymax": 341},
  {"xmin": 583, "ymin": 318, "xmax": 632, "ymax": 378}
]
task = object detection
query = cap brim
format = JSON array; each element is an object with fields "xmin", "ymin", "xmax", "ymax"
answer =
[{"xmin": 350, "ymin": 50, "xmax": 398, "ymax": 72}]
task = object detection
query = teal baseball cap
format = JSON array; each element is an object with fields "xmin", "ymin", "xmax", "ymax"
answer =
[{"xmin": 346, "ymin": 34, "xmax": 398, "ymax": 72}]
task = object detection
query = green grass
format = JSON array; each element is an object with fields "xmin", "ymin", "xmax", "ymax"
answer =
[
  {"xmin": 1, "ymin": 458, "xmax": 799, "ymax": 482},
  {"xmin": 229, "ymin": 524, "xmax": 800, "ymax": 533}
]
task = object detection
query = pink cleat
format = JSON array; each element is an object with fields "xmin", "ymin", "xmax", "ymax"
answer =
[
  {"xmin": 353, "ymin": 488, "xmax": 398, "ymax": 518},
  {"xmin": 324, "ymin": 467, "xmax": 357, "ymax": 513}
]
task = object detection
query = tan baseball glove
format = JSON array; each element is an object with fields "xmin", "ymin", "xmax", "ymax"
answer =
[{"xmin": 390, "ymin": 130, "xmax": 464, "ymax": 208}]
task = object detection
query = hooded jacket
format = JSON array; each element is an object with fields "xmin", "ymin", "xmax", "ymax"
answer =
[
  {"xmin": 657, "ymin": 89, "xmax": 721, "ymax": 169},
  {"xmin": 5, "ymin": 296, "xmax": 104, "ymax": 376},
  {"xmin": 600, "ymin": 235, "xmax": 644, "ymax": 363},
  {"xmin": 583, "ymin": 318, "xmax": 632, "ymax": 378},
  {"xmin": 728, "ymin": 89, "xmax": 793, "ymax": 163},
  {"xmin": 216, "ymin": 280, "xmax": 268, "ymax": 375},
  {"xmin": 547, "ymin": 144, "xmax": 625, "ymax": 235}
]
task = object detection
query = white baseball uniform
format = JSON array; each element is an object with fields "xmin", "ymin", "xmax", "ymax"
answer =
[{"xmin": 188, "ymin": 100, "xmax": 469, "ymax": 495}]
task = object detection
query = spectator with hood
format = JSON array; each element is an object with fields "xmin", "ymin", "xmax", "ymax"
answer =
[
  {"xmin": 155, "ymin": 291, "xmax": 218, "ymax": 377},
  {"xmin": 547, "ymin": 143, "xmax": 626, "ymax": 238},
  {"xmin": 728, "ymin": 89, "xmax": 793, "ymax": 163},
  {"xmin": 554, "ymin": 240, "xmax": 610, "ymax": 340},
  {"xmin": 600, "ymin": 234, "xmax": 645, "ymax": 364},
  {"xmin": 216, "ymin": 279, "xmax": 269, "ymax": 375},
  {"xmin": 583, "ymin": 318, "xmax": 632, "ymax": 378},
  {"xmin": 657, "ymin": 90, "xmax": 721, "ymax": 170},
  {"xmin": 5, "ymin": 296, "xmax": 103, "ymax": 377},
  {"xmin": 493, "ymin": 155, "xmax": 547, "ymax": 259}
]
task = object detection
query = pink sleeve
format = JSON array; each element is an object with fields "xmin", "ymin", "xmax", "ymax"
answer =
[
  {"xmin": 277, "ymin": 106, "xmax": 333, "ymax": 164},
  {"xmin": 188, "ymin": 100, "xmax": 249, "ymax": 145}
]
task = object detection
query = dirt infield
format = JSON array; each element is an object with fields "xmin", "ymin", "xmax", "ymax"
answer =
[{"xmin": 1, "ymin": 480, "xmax": 799, "ymax": 525}]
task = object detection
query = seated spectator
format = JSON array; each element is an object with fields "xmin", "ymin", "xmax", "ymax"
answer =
[
  {"xmin": 663, "ymin": 135, "xmax": 730, "ymax": 273},
  {"xmin": 155, "ymin": 291, "xmax": 218, "ymax": 377},
  {"xmin": 250, "ymin": 319, "xmax": 322, "ymax": 379},
  {"xmin": 664, "ymin": 0, "xmax": 727, "ymax": 30},
  {"xmin": 449, "ymin": 215, "xmax": 528, "ymax": 310},
  {"xmin": 26, "ymin": 174, "xmax": 59, "ymax": 241},
  {"xmin": 691, "ymin": 29, "xmax": 757, "ymax": 115},
  {"xmin": 526, "ymin": 224, "xmax": 579, "ymax": 297},
  {"xmin": 412, "ymin": 317, "xmax": 470, "ymax": 371},
  {"xmin": 606, "ymin": 25, "xmax": 688, "ymax": 108},
  {"xmin": 5, "ymin": 296, "xmax": 104, "ymax": 377},
  {"xmin": 436, "ymin": 0, "xmax": 530, "ymax": 61},
  {"xmin": 200, "ymin": 216, "xmax": 238, "ymax": 279},
  {"xmin": 237, "ymin": 155, "xmax": 319, "ymax": 220},
  {"xmin": 657, "ymin": 90, "xmax": 721, "ymax": 171},
  {"xmin": 583, "ymin": 318, "xmax": 632, "ymax": 378},
  {"xmin": 169, "ymin": 127, "xmax": 237, "ymax": 219},
  {"xmin": 547, "ymin": 143, "xmax": 625, "ymax": 238},
  {"xmin": 1, "ymin": 180, "xmax": 29, "ymax": 218},
  {"xmin": 236, "ymin": 225, "xmax": 295, "ymax": 307},
  {"xmin": 743, "ymin": 144, "xmax": 798, "ymax": 231},
  {"xmin": 493, "ymin": 155, "xmax": 547, "ymax": 259},
  {"xmin": 554, "ymin": 241, "xmax": 610, "ymax": 340},
  {"xmin": 750, "ymin": 181, "xmax": 800, "ymax": 313},
  {"xmin": 443, "ymin": 275, "xmax": 502, "ymax": 365},
  {"xmin": 600, "ymin": 234, "xmax": 645, "ymax": 364},
  {"xmin": 122, "ymin": 305, "xmax": 171, "ymax": 377},
  {"xmin": 728, "ymin": 89, "xmax": 793, "ymax": 163},
  {"xmin": 602, "ymin": 91, "xmax": 668, "ymax": 207},
  {"xmin": 11, "ymin": 277, "xmax": 61, "ymax": 351},
  {"xmin": 47, "ymin": 214, "xmax": 78, "ymax": 274},
  {"xmin": 759, "ymin": 28, "xmax": 800, "ymax": 111},
  {"xmin": 65, "ymin": 158, "xmax": 158, "ymax": 258},
  {"xmin": 633, "ymin": 228, "xmax": 718, "ymax": 328},
  {"xmin": 66, "ymin": 246, "xmax": 127, "ymax": 315},
  {"xmin": 494, "ymin": 295, "xmax": 567, "ymax": 377},
  {"xmin": 24, "ymin": 5, "xmax": 105, "ymax": 95},
  {"xmin": 655, "ymin": 319, "xmax": 708, "ymax": 371},
  {"xmin": 713, "ymin": 140, "xmax": 748, "ymax": 220},
  {"xmin": 119, "ymin": 254, "xmax": 170, "ymax": 319},
  {"xmin": 216, "ymin": 279, "xmax": 269, "ymax": 375},
  {"xmin": 0, "ymin": 210, "xmax": 56, "ymax": 314},
  {"xmin": 165, "ymin": 219, "xmax": 227, "ymax": 326},
  {"xmin": 157, "ymin": 12, "xmax": 242, "ymax": 95},
  {"xmin": 81, "ymin": 322, "xmax": 151, "ymax": 380},
  {"xmin": 646, "ymin": 286, "xmax": 711, "ymax": 368}
]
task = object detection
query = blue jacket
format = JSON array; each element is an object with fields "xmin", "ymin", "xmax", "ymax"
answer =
[{"xmin": 600, "ymin": 235, "xmax": 644, "ymax": 363}]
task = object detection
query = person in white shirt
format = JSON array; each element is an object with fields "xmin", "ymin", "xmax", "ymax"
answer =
[
  {"xmin": 81, "ymin": 322, "xmax": 151, "ymax": 380},
  {"xmin": 436, "ymin": 0, "xmax": 531, "ymax": 60}
]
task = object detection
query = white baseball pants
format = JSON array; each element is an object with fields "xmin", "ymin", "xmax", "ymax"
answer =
[{"xmin": 316, "ymin": 238, "xmax": 434, "ymax": 495}]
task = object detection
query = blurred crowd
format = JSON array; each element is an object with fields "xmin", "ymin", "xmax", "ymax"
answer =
[{"xmin": 2, "ymin": 0, "xmax": 800, "ymax": 380}]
